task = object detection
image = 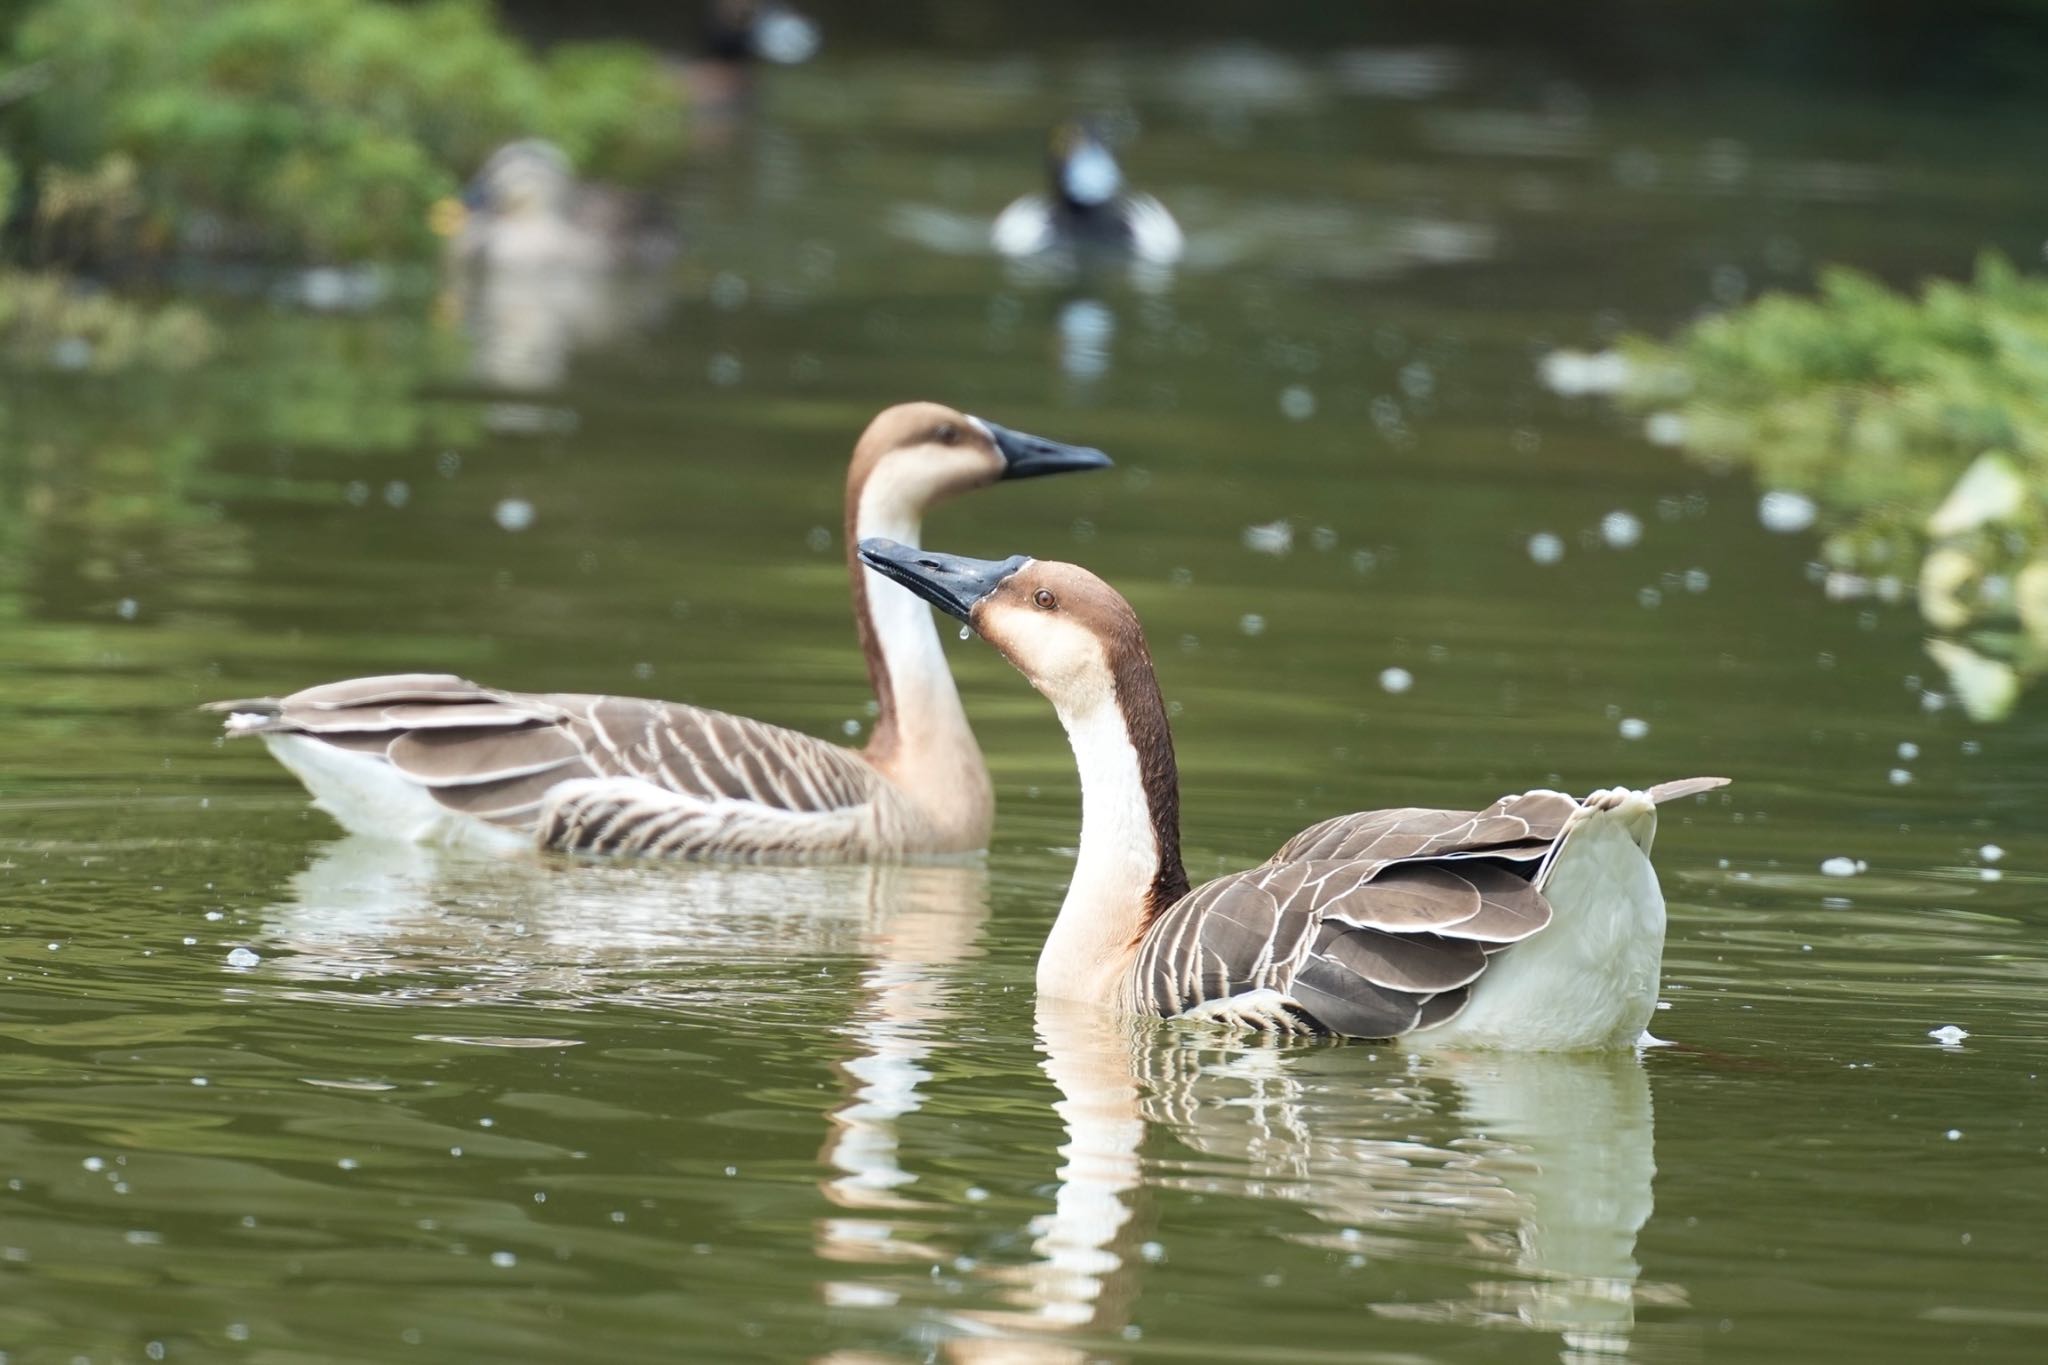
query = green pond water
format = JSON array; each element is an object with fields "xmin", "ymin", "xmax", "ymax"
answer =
[{"xmin": 4, "ymin": 41, "xmax": 2048, "ymax": 1365}]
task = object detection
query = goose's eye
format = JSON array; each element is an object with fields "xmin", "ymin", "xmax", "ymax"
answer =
[
  {"xmin": 934, "ymin": 423, "xmax": 960, "ymax": 445},
  {"xmin": 1033, "ymin": 589, "xmax": 1058, "ymax": 610}
]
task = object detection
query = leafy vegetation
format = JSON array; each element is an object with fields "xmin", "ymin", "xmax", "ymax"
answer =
[
  {"xmin": 3, "ymin": 0, "xmax": 686, "ymax": 262},
  {"xmin": 0, "ymin": 266, "xmax": 214, "ymax": 371},
  {"xmin": 1619, "ymin": 252, "xmax": 2048, "ymax": 647}
]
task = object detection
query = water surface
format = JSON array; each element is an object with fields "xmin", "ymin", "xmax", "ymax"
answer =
[{"xmin": 3, "ymin": 39, "xmax": 2046, "ymax": 1365}]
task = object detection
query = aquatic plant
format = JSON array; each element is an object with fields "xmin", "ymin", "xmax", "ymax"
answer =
[
  {"xmin": 1616, "ymin": 251, "xmax": 2048, "ymax": 714},
  {"xmin": 3, "ymin": 0, "xmax": 686, "ymax": 262},
  {"xmin": 0, "ymin": 266, "xmax": 214, "ymax": 371}
]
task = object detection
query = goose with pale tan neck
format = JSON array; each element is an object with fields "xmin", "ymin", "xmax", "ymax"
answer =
[
  {"xmin": 206, "ymin": 404, "xmax": 1109, "ymax": 862},
  {"xmin": 859, "ymin": 539, "xmax": 1729, "ymax": 1049}
]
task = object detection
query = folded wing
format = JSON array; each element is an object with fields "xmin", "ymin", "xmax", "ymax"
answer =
[{"xmin": 210, "ymin": 672, "xmax": 883, "ymax": 852}]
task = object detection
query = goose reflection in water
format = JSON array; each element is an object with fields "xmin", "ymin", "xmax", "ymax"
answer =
[
  {"xmin": 824, "ymin": 1001, "xmax": 1675, "ymax": 1363},
  {"xmin": 256, "ymin": 836, "xmax": 987, "ymax": 1020}
]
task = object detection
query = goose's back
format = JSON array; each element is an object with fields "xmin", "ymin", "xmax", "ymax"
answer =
[
  {"xmin": 1131, "ymin": 791, "xmax": 1594, "ymax": 1037},
  {"xmin": 214, "ymin": 673, "xmax": 926, "ymax": 860}
]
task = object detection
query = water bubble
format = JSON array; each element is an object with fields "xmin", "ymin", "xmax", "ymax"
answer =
[
  {"xmin": 958, "ymin": 625, "xmax": 972, "ymax": 641},
  {"xmin": 437, "ymin": 450, "xmax": 462, "ymax": 479},
  {"xmin": 1378, "ymin": 667, "xmax": 1413, "ymax": 695},
  {"xmin": 490, "ymin": 1250, "xmax": 518, "ymax": 1268},
  {"xmin": 493, "ymin": 498, "xmax": 535, "ymax": 533},
  {"xmin": 116, "ymin": 598, "xmax": 139, "ymax": 621},
  {"xmin": 1945, "ymin": 1129, "xmax": 1963, "ymax": 1141},
  {"xmin": 1618, "ymin": 717, "xmax": 1649, "ymax": 740},
  {"xmin": 1398, "ymin": 362, "xmax": 1434, "ymax": 400},
  {"xmin": 708, "ymin": 271, "xmax": 750, "ymax": 311},
  {"xmin": 1278, "ymin": 385, "xmax": 1316, "ymax": 421},
  {"xmin": 1637, "ymin": 586, "xmax": 1662, "ymax": 609},
  {"xmin": 1241, "ymin": 520, "xmax": 1294, "ymax": 556},
  {"xmin": 1600, "ymin": 510, "xmax": 1643, "ymax": 549},
  {"xmin": 383, "ymin": 481, "xmax": 410, "ymax": 509},
  {"xmin": 1979, "ymin": 844, "xmax": 2004, "ymax": 863},
  {"xmin": 707, "ymin": 351, "xmax": 743, "ymax": 387},
  {"xmin": 1896, "ymin": 742, "xmax": 1919, "ymax": 760},
  {"xmin": 1888, "ymin": 768, "xmax": 1913, "ymax": 786},
  {"xmin": 1527, "ymin": 532, "xmax": 1565, "ymax": 565},
  {"xmin": 1139, "ymin": 1241, "xmax": 1166, "ymax": 1264},
  {"xmin": 226, "ymin": 947, "xmax": 260, "ymax": 969},
  {"xmin": 1758, "ymin": 490, "xmax": 1816, "ymax": 533},
  {"xmin": 1238, "ymin": 613, "xmax": 1266, "ymax": 637},
  {"xmin": 1537, "ymin": 350, "xmax": 1630, "ymax": 396},
  {"xmin": 343, "ymin": 481, "xmax": 370, "ymax": 507},
  {"xmin": 83, "ymin": 1157, "xmax": 105, "ymax": 1172},
  {"xmin": 1820, "ymin": 857, "xmax": 1865, "ymax": 877},
  {"xmin": 1683, "ymin": 568, "xmax": 1710, "ymax": 593},
  {"xmin": 1644, "ymin": 412, "xmax": 1687, "ymax": 446},
  {"xmin": 841, "ymin": 719, "xmax": 862, "ymax": 737},
  {"xmin": 1310, "ymin": 526, "xmax": 1338, "ymax": 552},
  {"xmin": 805, "ymin": 526, "xmax": 832, "ymax": 553}
]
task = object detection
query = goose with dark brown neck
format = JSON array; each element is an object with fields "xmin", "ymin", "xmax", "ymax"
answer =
[
  {"xmin": 205, "ymin": 404, "xmax": 1109, "ymax": 863},
  {"xmin": 860, "ymin": 539, "xmax": 1729, "ymax": 1049}
]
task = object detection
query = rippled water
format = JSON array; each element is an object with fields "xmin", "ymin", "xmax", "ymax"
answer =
[{"xmin": 4, "ymin": 37, "xmax": 2048, "ymax": 1365}]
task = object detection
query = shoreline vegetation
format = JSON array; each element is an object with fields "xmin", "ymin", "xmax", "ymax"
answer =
[
  {"xmin": 0, "ymin": 0, "xmax": 689, "ymax": 375},
  {"xmin": 4, "ymin": 0, "xmax": 686, "ymax": 265},
  {"xmin": 1555, "ymin": 252, "xmax": 2048, "ymax": 716}
]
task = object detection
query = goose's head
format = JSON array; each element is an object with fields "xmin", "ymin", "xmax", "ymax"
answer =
[
  {"xmin": 857, "ymin": 542, "xmax": 1148, "ymax": 710},
  {"xmin": 848, "ymin": 403, "xmax": 1111, "ymax": 528},
  {"xmin": 1049, "ymin": 122, "xmax": 1125, "ymax": 211}
]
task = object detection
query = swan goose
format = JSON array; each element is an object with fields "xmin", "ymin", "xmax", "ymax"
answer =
[
  {"xmin": 992, "ymin": 122, "xmax": 1184, "ymax": 266},
  {"xmin": 859, "ymin": 539, "xmax": 1728, "ymax": 1050},
  {"xmin": 207, "ymin": 404, "xmax": 1110, "ymax": 862}
]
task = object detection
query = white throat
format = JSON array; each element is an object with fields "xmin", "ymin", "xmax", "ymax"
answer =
[
  {"xmin": 1039, "ymin": 689, "xmax": 1160, "ymax": 1007},
  {"xmin": 854, "ymin": 480, "xmax": 961, "ymax": 728}
]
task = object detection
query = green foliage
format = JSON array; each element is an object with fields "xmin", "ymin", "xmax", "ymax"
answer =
[
  {"xmin": 6, "ymin": 0, "xmax": 685, "ymax": 261},
  {"xmin": 1623, "ymin": 253, "xmax": 2048, "ymax": 508},
  {"xmin": 1620, "ymin": 253, "xmax": 2048, "ymax": 612},
  {"xmin": 0, "ymin": 267, "xmax": 214, "ymax": 371}
]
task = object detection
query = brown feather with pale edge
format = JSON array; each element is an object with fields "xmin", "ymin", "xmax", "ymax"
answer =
[
  {"xmin": 1134, "ymin": 782, "xmax": 1729, "ymax": 1038},
  {"xmin": 214, "ymin": 673, "xmax": 894, "ymax": 855}
]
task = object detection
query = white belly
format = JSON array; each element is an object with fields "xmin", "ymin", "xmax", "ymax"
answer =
[{"xmin": 262, "ymin": 734, "xmax": 529, "ymax": 855}]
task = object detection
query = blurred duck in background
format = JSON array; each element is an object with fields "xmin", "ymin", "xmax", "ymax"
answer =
[
  {"xmin": 992, "ymin": 121, "xmax": 1184, "ymax": 268},
  {"xmin": 678, "ymin": 0, "xmax": 821, "ymax": 145},
  {"xmin": 438, "ymin": 139, "xmax": 673, "ymax": 393}
]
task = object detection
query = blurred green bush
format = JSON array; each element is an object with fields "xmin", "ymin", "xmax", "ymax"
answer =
[
  {"xmin": 3, "ymin": 0, "xmax": 686, "ymax": 262},
  {"xmin": 1620, "ymin": 251, "xmax": 2048, "ymax": 652}
]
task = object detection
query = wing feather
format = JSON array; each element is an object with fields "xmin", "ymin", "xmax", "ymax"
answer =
[{"xmin": 214, "ymin": 673, "xmax": 887, "ymax": 855}]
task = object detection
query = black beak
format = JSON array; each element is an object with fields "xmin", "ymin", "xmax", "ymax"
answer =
[
  {"xmin": 858, "ymin": 539, "xmax": 1028, "ymax": 623},
  {"xmin": 978, "ymin": 419, "xmax": 1112, "ymax": 481}
]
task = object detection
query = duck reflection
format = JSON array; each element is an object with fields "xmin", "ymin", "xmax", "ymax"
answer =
[
  {"xmin": 937, "ymin": 1007, "xmax": 1670, "ymax": 1362},
  {"xmin": 259, "ymin": 836, "xmax": 987, "ymax": 1015},
  {"xmin": 441, "ymin": 140, "xmax": 672, "ymax": 397}
]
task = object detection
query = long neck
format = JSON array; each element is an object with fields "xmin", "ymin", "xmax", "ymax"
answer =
[
  {"xmin": 1039, "ymin": 649, "xmax": 1188, "ymax": 1006},
  {"xmin": 846, "ymin": 478, "xmax": 991, "ymax": 842}
]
